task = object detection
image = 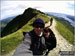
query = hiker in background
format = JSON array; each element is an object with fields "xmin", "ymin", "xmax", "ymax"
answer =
[
  {"xmin": 44, "ymin": 27, "xmax": 56, "ymax": 55},
  {"xmin": 50, "ymin": 17, "xmax": 53, "ymax": 26},
  {"xmin": 13, "ymin": 18, "xmax": 47, "ymax": 56}
]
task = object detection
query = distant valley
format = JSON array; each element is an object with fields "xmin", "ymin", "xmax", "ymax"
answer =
[
  {"xmin": 1, "ymin": 12, "xmax": 74, "ymax": 32},
  {"xmin": 1, "ymin": 16, "xmax": 17, "ymax": 24},
  {"xmin": 45, "ymin": 12, "xmax": 75, "ymax": 27},
  {"xmin": 1, "ymin": 16, "xmax": 16, "ymax": 31}
]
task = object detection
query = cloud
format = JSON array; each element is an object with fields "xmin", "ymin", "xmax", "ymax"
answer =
[
  {"xmin": 67, "ymin": 3, "xmax": 75, "ymax": 10},
  {"xmin": 1, "ymin": 1, "xmax": 74, "ymax": 20}
]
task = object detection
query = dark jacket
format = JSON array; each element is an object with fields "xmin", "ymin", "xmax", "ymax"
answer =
[
  {"xmin": 44, "ymin": 29, "xmax": 56, "ymax": 55},
  {"xmin": 13, "ymin": 30, "xmax": 56, "ymax": 56},
  {"xmin": 29, "ymin": 30, "xmax": 46, "ymax": 55},
  {"xmin": 13, "ymin": 30, "xmax": 46, "ymax": 56},
  {"xmin": 45, "ymin": 32, "xmax": 56, "ymax": 51}
]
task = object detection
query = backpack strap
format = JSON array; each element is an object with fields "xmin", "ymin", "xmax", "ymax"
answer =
[{"xmin": 23, "ymin": 32, "xmax": 28, "ymax": 41}]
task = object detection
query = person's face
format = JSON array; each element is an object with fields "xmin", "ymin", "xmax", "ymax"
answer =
[
  {"xmin": 33, "ymin": 23, "xmax": 44, "ymax": 35},
  {"xmin": 45, "ymin": 32, "xmax": 50, "ymax": 38},
  {"xmin": 34, "ymin": 27, "xmax": 43, "ymax": 35}
]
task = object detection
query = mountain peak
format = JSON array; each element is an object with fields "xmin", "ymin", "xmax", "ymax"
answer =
[{"xmin": 1, "ymin": 8, "xmax": 41, "ymax": 37}]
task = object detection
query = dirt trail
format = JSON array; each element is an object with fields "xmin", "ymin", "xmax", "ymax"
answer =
[{"xmin": 45, "ymin": 20, "xmax": 74, "ymax": 56}]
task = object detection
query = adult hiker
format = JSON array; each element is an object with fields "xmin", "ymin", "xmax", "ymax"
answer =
[
  {"xmin": 44, "ymin": 27, "xmax": 56, "ymax": 55},
  {"xmin": 50, "ymin": 17, "xmax": 53, "ymax": 26},
  {"xmin": 13, "ymin": 18, "xmax": 46, "ymax": 56}
]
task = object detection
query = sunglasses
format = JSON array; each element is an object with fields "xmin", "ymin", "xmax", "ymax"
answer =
[
  {"xmin": 44, "ymin": 30, "xmax": 49, "ymax": 33},
  {"xmin": 34, "ymin": 24, "xmax": 44, "ymax": 28},
  {"xmin": 44, "ymin": 29, "xmax": 50, "ymax": 33}
]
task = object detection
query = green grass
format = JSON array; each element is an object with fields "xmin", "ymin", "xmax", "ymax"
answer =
[
  {"xmin": 54, "ymin": 18, "xmax": 74, "ymax": 45},
  {"xmin": 1, "ymin": 29, "xmax": 23, "ymax": 55},
  {"xmin": 1, "ymin": 23, "xmax": 33, "ymax": 55},
  {"xmin": 1, "ymin": 14, "xmax": 49, "ymax": 55},
  {"xmin": 1, "ymin": 14, "xmax": 74, "ymax": 55}
]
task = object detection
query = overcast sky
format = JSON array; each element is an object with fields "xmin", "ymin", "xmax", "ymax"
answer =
[{"xmin": 1, "ymin": 1, "xmax": 74, "ymax": 20}]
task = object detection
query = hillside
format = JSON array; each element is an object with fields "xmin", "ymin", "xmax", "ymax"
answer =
[
  {"xmin": 1, "ymin": 19, "xmax": 74, "ymax": 56},
  {"xmin": 1, "ymin": 8, "xmax": 49, "ymax": 55},
  {"xmin": 1, "ymin": 8, "xmax": 47, "ymax": 37},
  {"xmin": 1, "ymin": 16, "xmax": 16, "ymax": 32},
  {"xmin": 1, "ymin": 8, "xmax": 74, "ymax": 56}
]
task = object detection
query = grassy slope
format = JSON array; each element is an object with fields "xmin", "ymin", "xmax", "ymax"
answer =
[
  {"xmin": 52, "ymin": 16, "xmax": 74, "ymax": 45},
  {"xmin": 1, "ymin": 14, "xmax": 49, "ymax": 55},
  {"xmin": 1, "ymin": 14, "xmax": 74, "ymax": 55}
]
